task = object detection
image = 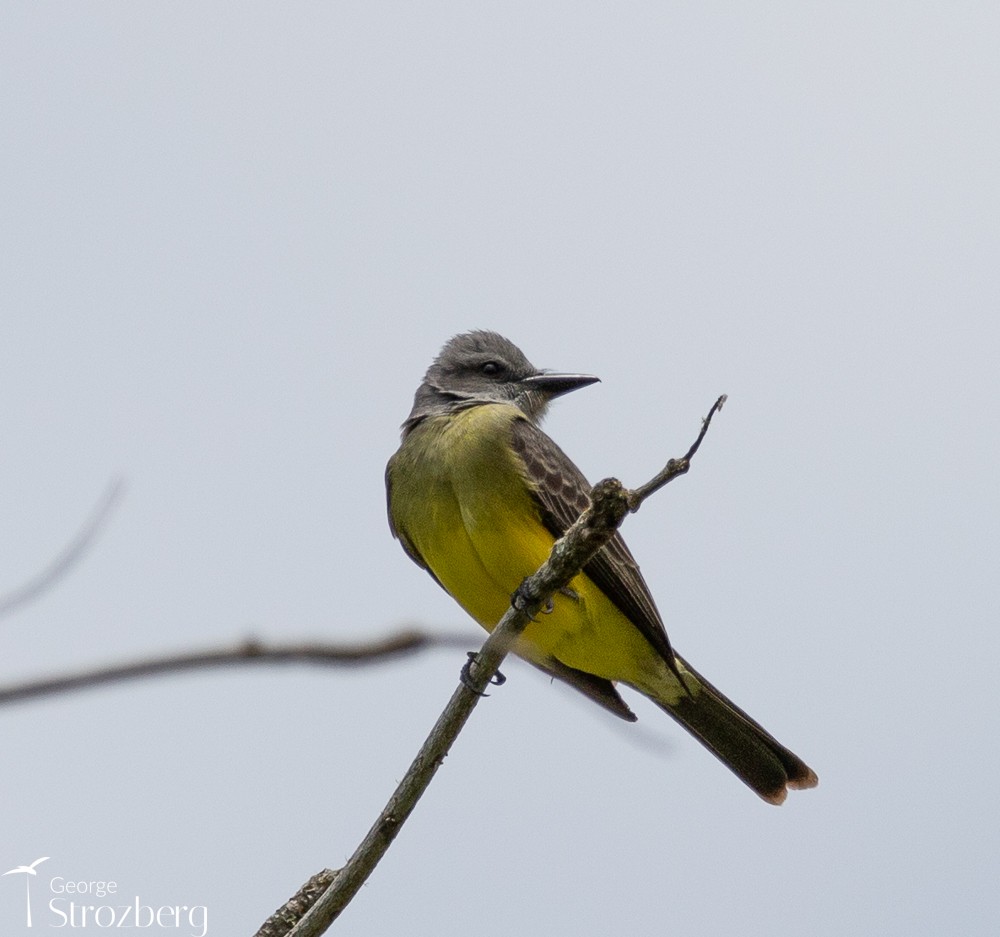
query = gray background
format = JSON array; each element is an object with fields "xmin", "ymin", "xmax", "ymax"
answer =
[{"xmin": 3, "ymin": 3, "xmax": 997, "ymax": 935}]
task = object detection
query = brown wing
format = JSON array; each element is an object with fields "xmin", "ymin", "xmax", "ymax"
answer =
[
  {"xmin": 525, "ymin": 657, "xmax": 637, "ymax": 721},
  {"xmin": 509, "ymin": 417, "xmax": 677, "ymax": 666}
]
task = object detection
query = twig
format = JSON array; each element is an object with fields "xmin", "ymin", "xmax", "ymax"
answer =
[
  {"xmin": 0, "ymin": 478, "xmax": 126, "ymax": 619},
  {"xmin": 278, "ymin": 395, "xmax": 725, "ymax": 937},
  {"xmin": 0, "ymin": 631, "xmax": 471, "ymax": 706},
  {"xmin": 627, "ymin": 394, "xmax": 727, "ymax": 509},
  {"xmin": 254, "ymin": 870, "xmax": 339, "ymax": 937}
]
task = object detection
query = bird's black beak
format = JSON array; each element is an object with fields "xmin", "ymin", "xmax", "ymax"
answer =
[{"xmin": 523, "ymin": 371, "xmax": 600, "ymax": 399}]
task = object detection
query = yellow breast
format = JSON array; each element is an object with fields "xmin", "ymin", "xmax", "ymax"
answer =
[{"xmin": 387, "ymin": 404, "xmax": 668, "ymax": 691}]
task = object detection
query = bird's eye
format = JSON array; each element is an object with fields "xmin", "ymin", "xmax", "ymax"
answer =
[{"xmin": 481, "ymin": 360, "xmax": 503, "ymax": 376}]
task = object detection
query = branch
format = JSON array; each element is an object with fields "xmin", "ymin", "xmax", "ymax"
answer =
[
  {"xmin": 0, "ymin": 478, "xmax": 125, "ymax": 619},
  {"xmin": 277, "ymin": 394, "xmax": 727, "ymax": 936},
  {"xmin": 627, "ymin": 394, "xmax": 727, "ymax": 508},
  {"xmin": 254, "ymin": 870, "xmax": 338, "ymax": 937},
  {"xmin": 0, "ymin": 631, "xmax": 471, "ymax": 706}
]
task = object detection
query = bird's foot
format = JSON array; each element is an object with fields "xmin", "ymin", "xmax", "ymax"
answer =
[
  {"xmin": 460, "ymin": 652, "xmax": 506, "ymax": 696},
  {"xmin": 510, "ymin": 579, "xmax": 533, "ymax": 612},
  {"xmin": 510, "ymin": 580, "xmax": 554, "ymax": 619}
]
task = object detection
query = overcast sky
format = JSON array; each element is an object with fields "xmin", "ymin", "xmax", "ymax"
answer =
[{"xmin": 3, "ymin": 4, "xmax": 998, "ymax": 935}]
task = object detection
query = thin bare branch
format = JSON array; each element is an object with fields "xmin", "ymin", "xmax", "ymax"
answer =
[
  {"xmin": 0, "ymin": 630, "xmax": 470, "ymax": 706},
  {"xmin": 0, "ymin": 478, "xmax": 126, "ymax": 619},
  {"xmin": 279, "ymin": 395, "xmax": 725, "ymax": 937},
  {"xmin": 254, "ymin": 870, "xmax": 338, "ymax": 937},
  {"xmin": 627, "ymin": 394, "xmax": 727, "ymax": 510}
]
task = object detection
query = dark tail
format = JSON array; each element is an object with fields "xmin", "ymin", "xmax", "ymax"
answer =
[{"xmin": 653, "ymin": 653, "xmax": 818, "ymax": 805}]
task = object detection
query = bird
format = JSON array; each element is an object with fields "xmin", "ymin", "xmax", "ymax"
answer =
[{"xmin": 385, "ymin": 330, "xmax": 817, "ymax": 804}]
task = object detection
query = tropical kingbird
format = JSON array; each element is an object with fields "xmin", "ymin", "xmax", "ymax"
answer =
[{"xmin": 386, "ymin": 331, "xmax": 817, "ymax": 804}]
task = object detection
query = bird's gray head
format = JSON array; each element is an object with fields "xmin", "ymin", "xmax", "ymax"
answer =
[{"xmin": 403, "ymin": 330, "xmax": 598, "ymax": 428}]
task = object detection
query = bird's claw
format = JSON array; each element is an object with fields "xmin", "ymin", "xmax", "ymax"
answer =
[
  {"xmin": 460, "ymin": 652, "xmax": 506, "ymax": 696},
  {"xmin": 510, "ymin": 579, "xmax": 532, "ymax": 612},
  {"xmin": 510, "ymin": 580, "xmax": 554, "ymax": 620}
]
